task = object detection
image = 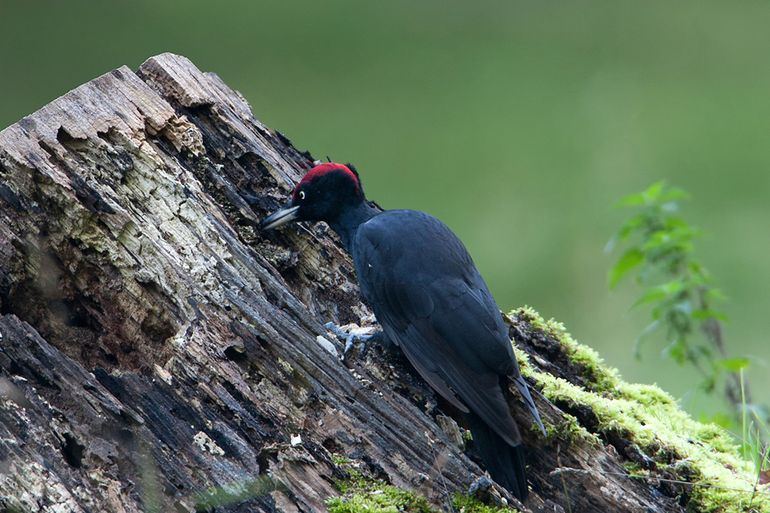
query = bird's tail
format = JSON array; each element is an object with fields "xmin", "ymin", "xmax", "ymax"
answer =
[
  {"xmin": 512, "ymin": 375, "xmax": 546, "ymax": 436},
  {"xmin": 468, "ymin": 411, "xmax": 528, "ymax": 501}
]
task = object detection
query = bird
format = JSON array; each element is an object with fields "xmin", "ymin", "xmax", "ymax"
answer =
[{"xmin": 261, "ymin": 162, "xmax": 544, "ymax": 500}]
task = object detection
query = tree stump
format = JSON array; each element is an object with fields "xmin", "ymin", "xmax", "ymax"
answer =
[{"xmin": 0, "ymin": 54, "xmax": 762, "ymax": 513}]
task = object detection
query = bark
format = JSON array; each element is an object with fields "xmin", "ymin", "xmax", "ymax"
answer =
[{"xmin": 0, "ymin": 53, "xmax": 690, "ymax": 513}]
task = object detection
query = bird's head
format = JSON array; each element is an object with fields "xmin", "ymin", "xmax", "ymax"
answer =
[{"xmin": 261, "ymin": 162, "xmax": 365, "ymax": 230}]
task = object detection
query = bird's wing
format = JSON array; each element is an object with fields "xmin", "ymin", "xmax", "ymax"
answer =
[
  {"xmin": 429, "ymin": 276, "xmax": 545, "ymax": 436},
  {"xmin": 362, "ymin": 267, "xmax": 469, "ymax": 413},
  {"xmin": 354, "ymin": 217, "xmax": 523, "ymax": 446}
]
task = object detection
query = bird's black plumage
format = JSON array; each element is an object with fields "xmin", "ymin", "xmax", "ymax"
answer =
[
  {"xmin": 353, "ymin": 210, "xmax": 525, "ymax": 442},
  {"xmin": 261, "ymin": 163, "xmax": 544, "ymax": 500}
]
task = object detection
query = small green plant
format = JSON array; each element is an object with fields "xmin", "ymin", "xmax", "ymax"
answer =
[
  {"xmin": 608, "ymin": 182, "xmax": 741, "ymax": 399},
  {"xmin": 607, "ymin": 182, "xmax": 766, "ymax": 428},
  {"xmin": 608, "ymin": 181, "xmax": 769, "ymax": 485}
]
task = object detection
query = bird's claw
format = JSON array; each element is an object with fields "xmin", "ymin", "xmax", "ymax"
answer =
[
  {"xmin": 324, "ymin": 322, "xmax": 381, "ymax": 360},
  {"xmin": 468, "ymin": 475, "xmax": 495, "ymax": 496},
  {"xmin": 323, "ymin": 322, "xmax": 349, "ymax": 340},
  {"xmin": 468, "ymin": 476, "xmax": 508, "ymax": 508}
]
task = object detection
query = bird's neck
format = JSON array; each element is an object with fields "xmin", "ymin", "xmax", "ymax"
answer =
[{"xmin": 329, "ymin": 201, "xmax": 380, "ymax": 252}]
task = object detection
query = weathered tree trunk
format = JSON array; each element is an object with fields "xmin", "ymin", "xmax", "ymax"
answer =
[{"xmin": 0, "ymin": 54, "xmax": 735, "ymax": 513}]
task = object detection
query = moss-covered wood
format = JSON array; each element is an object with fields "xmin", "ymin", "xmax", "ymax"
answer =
[{"xmin": 0, "ymin": 53, "xmax": 764, "ymax": 513}]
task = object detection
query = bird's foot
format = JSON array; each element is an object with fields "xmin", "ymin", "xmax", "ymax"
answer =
[
  {"xmin": 468, "ymin": 476, "xmax": 495, "ymax": 497},
  {"xmin": 468, "ymin": 476, "xmax": 509, "ymax": 508},
  {"xmin": 323, "ymin": 322, "xmax": 387, "ymax": 360}
]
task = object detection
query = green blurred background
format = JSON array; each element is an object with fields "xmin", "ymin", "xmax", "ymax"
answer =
[{"xmin": 2, "ymin": 0, "xmax": 769, "ymax": 419}]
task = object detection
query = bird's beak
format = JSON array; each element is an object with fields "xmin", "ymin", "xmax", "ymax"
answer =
[{"xmin": 261, "ymin": 204, "xmax": 300, "ymax": 230}]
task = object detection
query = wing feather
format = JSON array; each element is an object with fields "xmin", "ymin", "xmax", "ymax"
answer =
[{"xmin": 354, "ymin": 212, "xmax": 526, "ymax": 446}]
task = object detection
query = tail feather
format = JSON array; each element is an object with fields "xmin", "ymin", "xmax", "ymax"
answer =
[
  {"xmin": 512, "ymin": 375, "xmax": 546, "ymax": 436},
  {"xmin": 468, "ymin": 412, "xmax": 529, "ymax": 500}
]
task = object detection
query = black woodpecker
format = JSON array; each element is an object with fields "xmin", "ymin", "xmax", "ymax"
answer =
[{"xmin": 261, "ymin": 162, "xmax": 544, "ymax": 500}]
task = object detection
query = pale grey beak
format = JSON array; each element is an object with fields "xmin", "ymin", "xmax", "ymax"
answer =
[{"xmin": 261, "ymin": 205, "xmax": 300, "ymax": 230}]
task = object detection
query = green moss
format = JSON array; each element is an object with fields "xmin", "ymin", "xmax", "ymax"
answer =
[
  {"xmin": 327, "ymin": 469, "xmax": 521, "ymax": 513},
  {"xmin": 327, "ymin": 461, "xmax": 435, "ymax": 513},
  {"xmin": 544, "ymin": 412, "xmax": 601, "ymax": 446},
  {"xmin": 451, "ymin": 493, "xmax": 519, "ymax": 513},
  {"xmin": 509, "ymin": 307, "xmax": 770, "ymax": 513},
  {"xmin": 622, "ymin": 461, "xmax": 647, "ymax": 477},
  {"xmin": 331, "ymin": 454, "xmax": 352, "ymax": 466},
  {"xmin": 512, "ymin": 306, "xmax": 620, "ymax": 392},
  {"xmin": 326, "ymin": 486, "xmax": 435, "ymax": 513}
]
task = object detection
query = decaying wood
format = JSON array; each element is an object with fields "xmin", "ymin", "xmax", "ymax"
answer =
[{"xmin": 0, "ymin": 53, "xmax": 688, "ymax": 513}]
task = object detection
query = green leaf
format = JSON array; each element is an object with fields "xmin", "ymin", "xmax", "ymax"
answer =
[
  {"xmin": 688, "ymin": 261, "xmax": 703, "ymax": 274},
  {"xmin": 614, "ymin": 214, "xmax": 645, "ymax": 242},
  {"xmin": 609, "ymin": 248, "xmax": 644, "ymax": 288},
  {"xmin": 641, "ymin": 230, "xmax": 672, "ymax": 251},
  {"xmin": 691, "ymin": 309, "xmax": 728, "ymax": 321},
  {"xmin": 718, "ymin": 357, "xmax": 751, "ymax": 372},
  {"xmin": 616, "ymin": 192, "xmax": 646, "ymax": 207},
  {"xmin": 664, "ymin": 338, "xmax": 688, "ymax": 365},
  {"xmin": 665, "ymin": 279, "xmax": 687, "ymax": 294},
  {"xmin": 659, "ymin": 186, "xmax": 690, "ymax": 203},
  {"xmin": 632, "ymin": 287, "xmax": 668, "ymax": 308},
  {"xmin": 704, "ymin": 288, "xmax": 727, "ymax": 302},
  {"xmin": 616, "ymin": 182, "xmax": 667, "ymax": 207},
  {"xmin": 642, "ymin": 180, "xmax": 666, "ymax": 203},
  {"xmin": 636, "ymin": 280, "xmax": 686, "ymax": 307}
]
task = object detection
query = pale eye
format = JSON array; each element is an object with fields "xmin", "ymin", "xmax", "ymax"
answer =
[{"xmin": 299, "ymin": 190, "xmax": 306, "ymax": 200}]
